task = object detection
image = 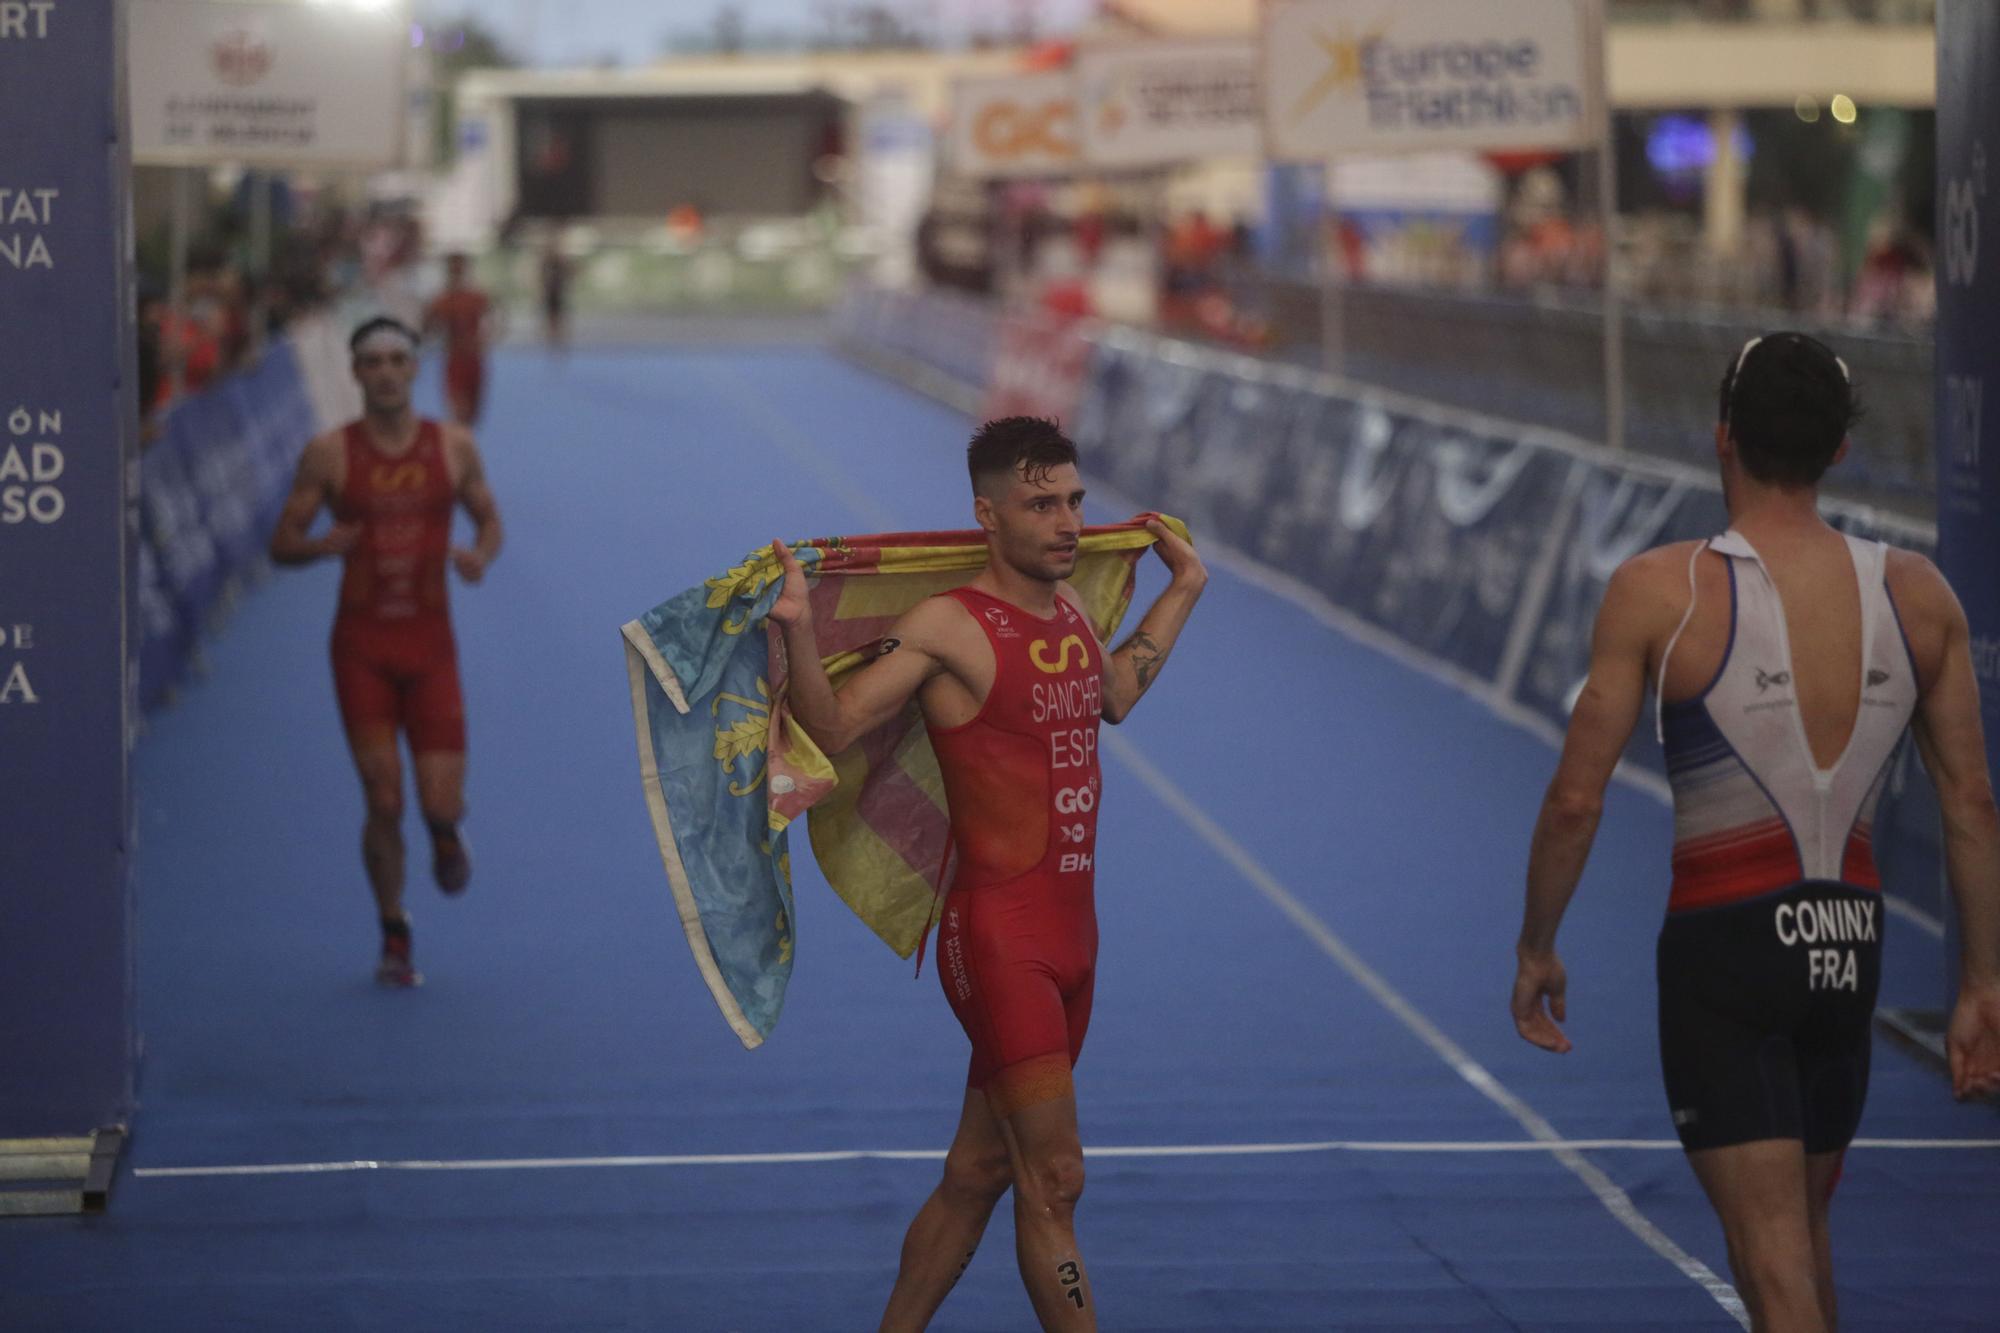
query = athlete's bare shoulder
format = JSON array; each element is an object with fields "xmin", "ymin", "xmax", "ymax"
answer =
[
  {"xmin": 297, "ymin": 428, "xmax": 348, "ymax": 488},
  {"xmin": 1604, "ymin": 541, "xmax": 1706, "ymax": 627},
  {"xmin": 1885, "ymin": 546, "xmax": 1965, "ymax": 691}
]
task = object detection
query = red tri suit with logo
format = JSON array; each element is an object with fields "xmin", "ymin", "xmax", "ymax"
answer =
[
  {"xmin": 928, "ymin": 585, "xmax": 1103, "ymax": 1116},
  {"xmin": 328, "ymin": 419, "xmax": 466, "ymax": 753}
]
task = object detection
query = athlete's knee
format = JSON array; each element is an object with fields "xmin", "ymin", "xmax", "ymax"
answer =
[
  {"xmin": 417, "ymin": 788, "xmax": 464, "ymax": 825},
  {"xmin": 940, "ymin": 1144, "xmax": 1012, "ymax": 1206},
  {"xmin": 363, "ymin": 783, "xmax": 404, "ymax": 824},
  {"xmin": 1019, "ymin": 1146, "xmax": 1085, "ymax": 1217}
]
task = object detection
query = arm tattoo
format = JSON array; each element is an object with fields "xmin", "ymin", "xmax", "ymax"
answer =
[{"xmin": 1127, "ymin": 631, "xmax": 1164, "ymax": 690}]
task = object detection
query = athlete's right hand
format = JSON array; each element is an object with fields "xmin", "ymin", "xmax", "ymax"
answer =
[
  {"xmin": 318, "ymin": 523, "xmax": 361, "ymax": 558},
  {"xmin": 1511, "ymin": 948, "xmax": 1573, "ymax": 1054},
  {"xmin": 1947, "ymin": 979, "xmax": 2000, "ymax": 1101},
  {"xmin": 767, "ymin": 539, "xmax": 811, "ymax": 629}
]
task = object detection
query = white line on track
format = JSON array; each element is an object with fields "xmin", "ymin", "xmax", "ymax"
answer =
[
  {"xmin": 1099, "ymin": 729, "xmax": 1756, "ymax": 1329},
  {"xmin": 133, "ymin": 1137, "xmax": 2000, "ymax": 1180}
]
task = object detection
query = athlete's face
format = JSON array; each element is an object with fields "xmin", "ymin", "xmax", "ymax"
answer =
[
  {"xmin": 982, "ymin": 462, "xmax": 1085, "ymax": 583},
  {"xmin": 352, "ymin": 346, "xmax": 417, "ymax": 415}
]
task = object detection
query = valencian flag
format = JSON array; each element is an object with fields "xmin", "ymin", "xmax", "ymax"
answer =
[{"xmin": 622, "ymin": 516, "xmax": 1189, "ymax": 1049}]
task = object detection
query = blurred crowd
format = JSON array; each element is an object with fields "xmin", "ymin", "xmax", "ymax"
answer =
[{"xmin": 134, "ymin": 193, "xmax": 428, "ymax": 441}]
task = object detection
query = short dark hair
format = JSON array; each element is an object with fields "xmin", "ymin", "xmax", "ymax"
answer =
[
  {"xmin": 1717, "ymin": 332, "xmax": 1862, "ymax": 488},
  {"xmin": 967, "ymin": 416, "xmax": 1078, "ymax": 495},
  {"xmin": 349, "ymin": 316, "xmax": 420, "ymax": 354}
]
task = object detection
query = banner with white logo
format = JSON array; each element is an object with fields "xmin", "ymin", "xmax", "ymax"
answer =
[
  {"xmin": 1078, "ymin": 38, "xmax": 1261, "ymax": 170},
  {"xmin": 1261, "ymin": 0, "xmax": 1595, "ymax": 158},
  {"xmin": 0, "ymin": 0, "xmax": 138, "ymax": 1138},
  {"xmin": 949, "ymin": 72, "xmax": 1082, "ymax": 179},
  {"xmin": 128, "ymin": 0, "xmax": 408, "ymax": 167}
]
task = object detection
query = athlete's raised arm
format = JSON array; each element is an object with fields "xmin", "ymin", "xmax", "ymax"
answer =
[
  {"xmin": 1512, "ymin": 552, "xmax": 1672, "ymax": 1053},
  {"xmin": 1092, "ymin": 519, "xmax": 1206, "ymax": 724},
  {"xmin": 769, "ymin": 538, "xmax": 948, "ymax": 755},
  {"xmin": 1896, "ymin": 552, "xmax": 2000, "ymax": 1100},
  {"xmin": 268, "ymin": 431, "xmax": 357, "ymax": 566},
  {"xmin": 447, "ymin": 427, "xmax": 503, "ymax": 583}
]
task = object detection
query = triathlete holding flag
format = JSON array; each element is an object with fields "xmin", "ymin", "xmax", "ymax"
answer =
[{"xmin": 769, "ymin": 417, "xmax": 1205, "ymax": 1332}]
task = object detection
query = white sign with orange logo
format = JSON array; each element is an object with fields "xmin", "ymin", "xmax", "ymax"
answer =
[
  {"xmin": 1262, "ymin": 0, "xmax": 1595, "ymax": 159},
  {"xmin": 1079, "ymin": 38, "xmax": 1261, "ymax": 170},
  {"xmin": 949, "ymin": 72, "xmax": 1082, "ymax": 179},
  {"xmin": 129, "ymin": 0, "xmax": 408, "ymax": 167}
]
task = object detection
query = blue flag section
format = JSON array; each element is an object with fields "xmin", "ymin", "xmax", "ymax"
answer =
[
  {"xmin": 0, "ymin": 4, "xmax": 138, "ymax": 1137},
  {"xmin": 1936, "ymin": 1, "xmax": 2000, "ymax": 995}
]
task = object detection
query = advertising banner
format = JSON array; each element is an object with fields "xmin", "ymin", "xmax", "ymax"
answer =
[
  {"xmin": 129, "ymin": 0, "xmax": 408, "ymax": 168},
  {"xmin": 1078, "ymin": 38, "xmax": 1261, "ymax": 170},
  {"xmin": 1261, "ymin": 0, "xmax": 1595, "ymax": 159},
  {"xmin": 0, "ymin": 0, "xmax": 138, "ymax": 1137},
  {"xmin": 1935, "ymin": 0, "xmax": 2000, "ymax": 989},
  {"xmin": 948, "ymin": 72, "xmax": 1082, "ymax": 179}
]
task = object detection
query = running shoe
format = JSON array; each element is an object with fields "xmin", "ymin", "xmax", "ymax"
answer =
[
  {"xmin": 375, "ymin": 926, "xmax": 422, "ymax": 988},
  {"xmin": 432, "ymin": 824, "xmax": 471, "ymax": 896}
]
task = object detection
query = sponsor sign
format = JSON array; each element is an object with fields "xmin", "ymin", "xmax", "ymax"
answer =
[
  {"xmin": 0, "ymin": 0, "xmax": 138, "ymax": 1136},
  {"xmin": 949, "ymin": 72, "xmax": 1082, "ymax": 179},
  {"xmin": 1078, "ymin": 38, "xmax": 1261, "ymax": 169},
  {"xmin": 129, "ymin": 0, "xmax": 408, "ymax": 167},
  {"xmin": 1262, "ymin": 0, "xmax": 1595, "ymax": 158}
]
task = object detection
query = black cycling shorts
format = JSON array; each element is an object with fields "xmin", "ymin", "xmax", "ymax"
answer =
[{"xmin": 1656, "ymin": 880, "xmax": 1883, "ymax": 1154}]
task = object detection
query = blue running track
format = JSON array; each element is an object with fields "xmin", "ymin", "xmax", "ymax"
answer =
[{"xmin": 3, "ymin": 340, "xmax": 1996, "ymax": 1330}]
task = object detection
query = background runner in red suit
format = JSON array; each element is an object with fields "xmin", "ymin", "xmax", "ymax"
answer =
[
  {"xmin": 270, "ymin": 317, "xmax": 505, "ymax": 987},
  {"xmin": 423, "ymin": 253, "xmax": 498, "ymax": 427},
  {"xmin": 771, "ymin": 417, "xmax": 1206, "ymax": 1332}
]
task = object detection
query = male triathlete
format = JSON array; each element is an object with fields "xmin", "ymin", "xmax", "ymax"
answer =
[
  {"xmin": 769, "ymin": 417, "xmax": 1206, "ymax": 1331},
  {"xmin": 1511, "ymin": 333, "xmax": 2000, "ymax": 1331},
  {"xmin": 271, "ymin": 317, "xmax": 505, "ymax": 986},
  {"xmin": 422, "ymin": 253, "xmax": 497, "ymax": 427}
]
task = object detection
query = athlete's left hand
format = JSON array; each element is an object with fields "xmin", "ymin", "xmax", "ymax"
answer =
[
  {"xmin": 452, "ymin": 547, "xmax": 488, "ymax": 584},
  {"xmin": 1146, "ymin": 519, "xmax": 1206, "ymax": 590},
  {"xmin": 1511, "ymin": 948, "xmax": 1573, "ymax": 1054},
  {"xmin": 1947, "ymin": 979, "xmax": 2000, "ymax": 1101}
]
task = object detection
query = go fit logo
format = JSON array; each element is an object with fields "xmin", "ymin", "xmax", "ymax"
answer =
[{"xmin": 971, "ymin": 96, "xmax": 1079, "ymax": 162}]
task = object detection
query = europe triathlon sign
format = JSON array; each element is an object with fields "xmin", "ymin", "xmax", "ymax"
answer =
[{"xmin": 1261, "ymin": 0, "xmax": 1597, "ymax": 158}]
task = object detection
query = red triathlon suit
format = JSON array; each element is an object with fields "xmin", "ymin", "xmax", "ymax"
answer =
[
  {"xmin": 928, "ymin": 585, "xmax": 1104, "ymax": 1116},
  {"xmin": 425, "ymin": 288, "xmax": 489, "ymax": 425},
  {"xmin": 328, "ymin": 419, "xmax": 465, "ymax": 753}
]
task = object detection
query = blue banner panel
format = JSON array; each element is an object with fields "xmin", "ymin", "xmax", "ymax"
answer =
[
  {"xmin": 0, "ymin": 3, "xmax": 138, "ymax": 1135},
  {"xmin": 1936, "ymin": 0, "xmax": 2000, "ymax": 992}
]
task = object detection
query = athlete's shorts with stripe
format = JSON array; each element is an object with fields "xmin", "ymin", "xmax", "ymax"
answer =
[
  {"xmin": 330, "ymin": 616, "xmax": 466, "ymax": 753},
  {"xmin": 937, "ymin": 871, "xmax": 1097, "ymax": 1117},
  {"xmin": 1657, "ymin": 880, "xmax": 1883, "ymax": 1154}
]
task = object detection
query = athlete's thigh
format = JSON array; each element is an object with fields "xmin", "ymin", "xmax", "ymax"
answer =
[
  {"xmin": 397, "ymin": 644, "xmax": 467, "ymax": 755},
  {"xmin": 1064, "ymin": 966, "xmax": 1096, "ymax": 1068},
  {"xmin": 993, "ymin": 1085, "xmax": 1083, "ymax": 1179},
  {"xmin": 1685, "ymin": 1138, "xmax": 1816, "ymax": 1261},
  {"xmin": 343, "ymin": 724, "xmax": 403, "ymax": 808},
  {"xmin": 411, "ymin": 749, "xmax": 466, "ymax": 814}
]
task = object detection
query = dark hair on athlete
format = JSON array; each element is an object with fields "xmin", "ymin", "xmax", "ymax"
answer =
[
  {"xmin": 967, "ymin": 416, "xmax": 1078, "ymax": 497},
  {"xmin": 348, "ymin": 315, "xmax": 420, "ymax": 354},
  {"xmin": 1716, "ymin": 331, "xmax": 1863, "ymax": 488}
]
